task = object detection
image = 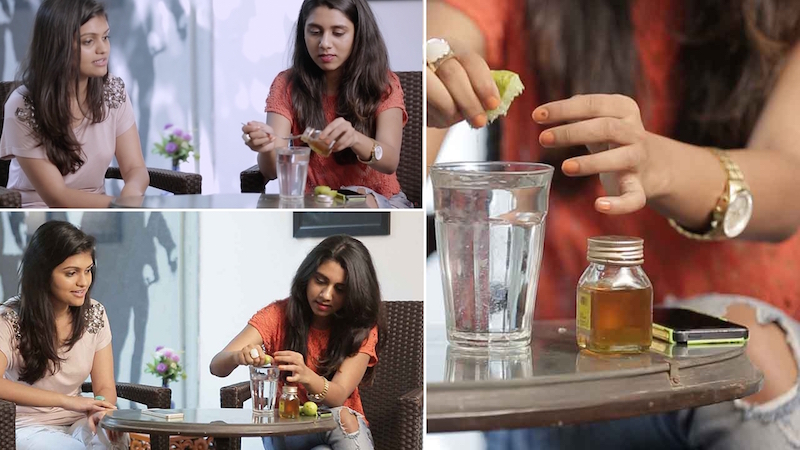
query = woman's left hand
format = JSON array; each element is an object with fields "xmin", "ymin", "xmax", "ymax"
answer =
[
  {"xmin": 273, "ymin": 351, "xmax": 314, "ymax": 384},
  {"xmin": 319, "ymin": 118, "xmax": 359, "ymax": 153},
  {"xmin": 88, "ymin": 410, "xmax": 124, "ymax": 442},
  {"xmin": 533, "ymin": 94, "xmax": 669, "ymax": 215}
]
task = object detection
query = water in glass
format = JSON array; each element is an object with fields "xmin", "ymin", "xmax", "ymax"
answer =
[
  {"xmin": 250, "ymin": 365, "xmax": 279, "ymax": 415},
  {"xmin": 276, "ymin": 147, "xmax": 310, "ymax": 198}
]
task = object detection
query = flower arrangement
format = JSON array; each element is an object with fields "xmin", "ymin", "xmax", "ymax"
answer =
[
  {"xmin": 145, "ymin": 346, "xmax": 188, "ymax": 387},
  {"xmin": 153, "ymin": 123, "xmax": 198, "ymax": 169}
]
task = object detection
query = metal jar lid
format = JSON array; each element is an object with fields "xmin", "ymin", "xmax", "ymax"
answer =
[
  {"xmin": 587, "ymin": 236, "xmax": 644, "ymax": 266},
  {"xmin": 282, "ymin": 385, "xmax": 298, "ymax": 394}
]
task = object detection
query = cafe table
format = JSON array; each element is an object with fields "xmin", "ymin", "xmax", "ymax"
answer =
[
  {"xmin": 426, "ymin": 320, "xmax": 763, "ymax": 433},
  {"xmin": 110, "ymin": 193, "xmax": 373, "ymax": 209},
  {"xmin": 101, "ymin": 408, "xmax": 335, "ymax": 450}
]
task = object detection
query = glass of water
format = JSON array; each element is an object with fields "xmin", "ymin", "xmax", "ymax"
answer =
[
  {"xmin": 276, "ymin": 147, "xmax": 311, "ymax": 199},
  {"xmin": 430, "ymin": 162, "xmax": 554, "ymax": 348},
  {"xmin": 250, "ymin": 365, "xmax": 279, "ymax": 415}
]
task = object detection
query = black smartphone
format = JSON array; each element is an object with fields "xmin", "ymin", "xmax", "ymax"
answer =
[
  {"xmin": 652, "ymin": 307, "xmax": 749, "ymax": 345},
  {"xmin": 336, "ymin": 189, "xmax": 367, "ymax": 202}
]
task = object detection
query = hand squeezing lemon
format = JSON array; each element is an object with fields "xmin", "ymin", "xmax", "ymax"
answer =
[{"xmin": 486, "ymin": 70, "xmax": 524, "ymax": 123}]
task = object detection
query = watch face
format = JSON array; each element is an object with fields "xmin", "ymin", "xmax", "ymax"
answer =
[
  {"xmin": 374, "ymin": 145, "xmax": 383, "ymax": 161},
  {"xmin": 723, "ymin": 190, "xmax": 754, "ymax": 238}
]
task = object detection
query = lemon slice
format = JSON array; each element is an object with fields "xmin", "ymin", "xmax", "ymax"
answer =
[{"xmin": 486, "ymin": 70, "xmax": 524, "ymax": 123}]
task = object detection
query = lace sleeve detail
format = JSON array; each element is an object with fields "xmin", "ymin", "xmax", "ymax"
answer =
[
  {"xmin": 14, "ymin": 95, "xmax": 38, "ymax": 133},
  {"xmin": 85, "ymin": 302, "xmax": 105, "ymax": 334},
  {"xmin": 103, "ymin": 76, "xmax": 127, "ymax": 109},
  {"xmin": 0, "ymin": 309, "xmax": 20, "ymax": 342},
  {"xmin": 377, "ymin": 72, "xmax": 408, "ymax": 126},
  {"xmin": 248, "ymin": 300, "xmax": 287, "ymax": 354},
  {"xmin": 265, "ymin": 71, "xmax": 294, "ymax": 123}
]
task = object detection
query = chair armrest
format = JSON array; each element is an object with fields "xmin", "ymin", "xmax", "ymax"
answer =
[
  {"xmin": 240, "ymin": 164, "xmax": 269, "ymax": 193},
  {"xmin": 220, "ymin": 381, "xmax": 251, "ymax": 408},
  {"xmin": 0, "ymin": 398, "xmax": 15, "ymax": 450},
  {"xmin": 0, "ymin": 186, "xmax": 21, "ymax": 208},
  {"xmin": 398, "ymin": 387, "xmax": 423, "ymax": 450},
  {"xmin": 105, "ymin": 167, "xmax": 202, "ymax": 195},
  {"xmin": 81, "ymin": 381, "xmax": 172, "ymax": 409}
]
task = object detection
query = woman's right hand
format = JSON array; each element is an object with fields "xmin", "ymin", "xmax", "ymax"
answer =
[
  {"xmin": 426, "ymin": 39, "xmax": 500, "ymax": 129},
  {"xmin": 236, "ymin": 344, "xmax": 269, "ymax": 366},
  {"xmin": 242, "ymin": 121, "xmax": 277, "ymax": 153},
  {"xmin": 60, "ymin": 395, "xmax": 116, "ymax": 414}
]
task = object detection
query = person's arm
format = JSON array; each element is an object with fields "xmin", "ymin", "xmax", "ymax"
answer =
[
  {"xmin": 89, "ymin": 343, "xmax": 117, "ymax": 405},
  {"xmin": 319, "ymin": 108, "xmax": 404, "ymax": 175},
  {"xmin": 209, "ymin": 325, "xmax": 267, "ymax": 378},
  {"xmin": 273, "ymin": 350, "xmax": 370, "ymax": 407},
  {"xmin": 533, "ymin": 42, "xmax": 800, "ymax": 242},
  {"xmin": 245, "ymin": 113, "xmax": 291, "ymax": 182},
  {"xmin": 115, "ymin": 123, "xmax": 150, "ymax": 197},
  {"xmin": 0, "ymin": 351, "xmax": 115, "ymax": 411},
  {"xmin": 16, "ymin": 157, "xmax": 113, "ymax": 208}
]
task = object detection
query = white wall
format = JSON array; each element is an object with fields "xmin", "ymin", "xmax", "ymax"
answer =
[{"xmin": 208, "ymin": 0, "xmax": 423, "ymax": 194}]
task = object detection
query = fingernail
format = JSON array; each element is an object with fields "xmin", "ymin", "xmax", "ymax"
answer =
[
  {"xmin": 597, "ymin": 200, "xmax": 612, "ymax": 211},
  {"xmin": 470, "ymin": 113, "xmax": 487, "ymax": 128},
  {"xmin": 533, "ymin": 108, "xmax": 548, "ymax": 122},
  {"xmin": 486, "ymin": 96, "xmax": 501, "ymax": 110},
  {"xmin": 540, "ymin": 131, "xmax": 555, "ymax": 145},
  {"xmin": 562, "ymin": 160, "xmax": 579, "ymax": 174}
]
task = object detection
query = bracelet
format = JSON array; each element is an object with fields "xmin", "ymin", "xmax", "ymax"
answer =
[{"xmin": 307, "ymin": 377, "xmax": 329, "ymax": 402}]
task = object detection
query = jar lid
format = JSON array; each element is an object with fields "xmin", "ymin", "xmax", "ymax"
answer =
[
  {"xmin": 283, "ymin": 385, "xmax": 298, "ymax": 394},
  {"xmin": 587, "ymin": 235, "xmax": 644, "ymax": 265}
]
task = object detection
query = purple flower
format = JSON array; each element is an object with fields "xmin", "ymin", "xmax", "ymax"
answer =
[
  {"xmin": 183, "ymin": 134, "xmax": 192, "ymax": 142},
  {"xmin": 156, "ymin": 363, "xmax": 167, "ymax": 373},
  {"xmin": 156, "ymin": 345, "xmax": 164, "ymax": 352},
  {"xmin": 173, "ymin": 129, "xmax": 183, "ymax": 138},
  {"xmin": 171, "ymin": 354, "xmax": 180, "ymax": 363},
  {"xmin": 163, "ymin": 350, "xmax": 173, "ymax": 358},
  {"xmin": 166, "ymin": 142, "xmax": 178, "ymax": 154},
  {"xmin": 164, "ymin": 123, "xmax": 173, "ymax": 130}
]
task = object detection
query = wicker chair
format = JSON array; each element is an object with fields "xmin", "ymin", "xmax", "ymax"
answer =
[
  {"xmin": 219, "ymin": 300, "xmax": 424, "ymax": 450},
  {"xmin": 0, "ymin": 381, "xmax": 171, "ymax": 450},
  {"xmin": 239, "ymin": 71, "xmax": 423, "ymax": 207},
  {"xmin": 0, "ymin": 81, "xmax": 203, "ymax": 208}
]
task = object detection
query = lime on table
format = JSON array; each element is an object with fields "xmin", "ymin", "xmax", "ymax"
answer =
[
  {"xmin": 486, "ymin": 70, "xmax": 525, "ymax": 123},
  {"xmin": 302, "ymin": 401, "xmax": 318, "ymax": 417}
]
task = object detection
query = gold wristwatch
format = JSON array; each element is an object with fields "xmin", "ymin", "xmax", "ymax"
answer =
[
  {"xmin": 357, "ymin": 140, "xmax": 383, "ymax": 165},
  {"xmin": 668, "ymin": 148, "xmax": 753, "ymax": 240}
]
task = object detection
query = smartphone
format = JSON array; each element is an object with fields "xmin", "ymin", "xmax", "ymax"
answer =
[
  {"xmin": 335, "ymin": 189, "xmax": 367, "ymax": 202},
  {"xmin": 652, "ymin": 307, "xmax": 749, "ymax": 345}
]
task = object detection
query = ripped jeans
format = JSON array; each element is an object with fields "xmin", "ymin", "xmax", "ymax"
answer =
[
  {"xmin": 16, "ymin": 417, "xmax": 129, "ymax": 450},
  {"xmin": 263, "ymin": 407, "xmax": 374, "ymax": 450},
  {"xmin": 485, "ymin": 294, "xmax": 800, "ymax": 450}
]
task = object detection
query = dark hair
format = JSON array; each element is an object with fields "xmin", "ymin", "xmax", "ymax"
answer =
[
  {"xmin": 284, "ymin": 234, "xmax": 385, "ymax": 385},
  {"xmin": 17, "ymin": 0, "xmax": 109, "ymax": 175},
  {"xmin": 8, "ymin": 221, "xmax": 96, "ymax": 384},
  {"xmin": 525, "ymin": 0, "xmax": 800, "ymax": 184},
  {"xmin": 289, "ymin": 0, "xmax": 391, "ymax": 165}
]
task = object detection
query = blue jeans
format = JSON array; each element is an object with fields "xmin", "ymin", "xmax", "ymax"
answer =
[
  {"xmin": 16, "ymin": 417, "xmax": 129, "ymax": 450},
  {"xmin": 341, "ymin": 185, "xmax": 413, "ymax": 209},
  {"xmin": 486, "ymin": 294, "xmax": 800, "ymax": 450},
  {"xmin": 263, "ymin": 407, "xmax": 374, "ymax": 450}
]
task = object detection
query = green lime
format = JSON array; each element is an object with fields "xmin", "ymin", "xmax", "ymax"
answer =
[
  {"xmin": 262, "ymin": 354, "xmax": 273, "ymax": 366},
  {"xmin": 302, "ymin": 401, "xmax": 318, "ymax": 417},
  {"xmin": 486, "ymin": 70, "xmax": 525, "ymax": 123},
  {"xmin": 314, "ymin": 186, "xmax": 332, "ymax": 196}
]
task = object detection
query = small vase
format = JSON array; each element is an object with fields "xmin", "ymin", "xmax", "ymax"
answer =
[
  {"xmin": 171, "ymin": 162, "xmax": 179, "ymax": 171},
  {"xmin": 162, "ymin": 379, "xmax": 176, "ymax": 409}
]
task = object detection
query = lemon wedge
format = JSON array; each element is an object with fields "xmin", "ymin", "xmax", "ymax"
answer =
[{"xmin": 486, "ymin": 70, "xmax": 524, "ymax": 123}]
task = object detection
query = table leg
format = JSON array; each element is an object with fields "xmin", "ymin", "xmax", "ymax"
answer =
[
  {"xmin": 214, "ymin": 437, "xmax": 239, "ymax": 450},
  {"xmin": 149, "ymin": 433, "xmax": 170, "ymax": 450}
]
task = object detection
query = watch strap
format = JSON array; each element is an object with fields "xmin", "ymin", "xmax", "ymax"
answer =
[{"xmin": 357, "ymin": 140, "xmax": 378, "ymax": 165}]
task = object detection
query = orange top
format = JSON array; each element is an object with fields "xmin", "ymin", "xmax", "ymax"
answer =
[
  {"xmin": 248, "ymin": 299, "xmax": 379, "ymax": 420},
  {"xmin": 265, "ymin": 70, "xmax": 407, "ymax": 198},
  {"xmin": 444, "ymin": 0, "xmax": 800, "ymax": 320}
]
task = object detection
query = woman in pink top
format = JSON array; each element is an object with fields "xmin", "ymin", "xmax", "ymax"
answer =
[
  {"xmin": 0, "ymin": 221, "xmax": 127, "ymax": 449},
  {"xmin": 241, "ymin": 0, "xmax": 411, "ymax": 208},
  {"xmin": 0, "ymin": 0, "xmax": 149, "ymax": 208}
]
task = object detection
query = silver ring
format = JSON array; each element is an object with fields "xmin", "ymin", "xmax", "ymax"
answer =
[
  {"xmin": 426, "ymin": 38, "xmax": 456, "ymax": 72},
  {"xmin": 242, "ymin": 132, "xmax": 252, "ymax": 144}
]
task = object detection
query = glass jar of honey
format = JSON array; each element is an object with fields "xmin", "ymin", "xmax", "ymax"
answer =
[
  {"xmin": 299, "ymin": 127, "xmax": 334, "ymax": 157},
  {"xmin": 576, "ymin": 236, "xmax": 653, "ymax": 353},
  {"xmin": 278, "ymin": 385, "xmax": 300, "ymax": 419}
]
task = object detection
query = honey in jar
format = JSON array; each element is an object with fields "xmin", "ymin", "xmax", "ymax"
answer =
[
  {"xmin": 576, "ymin": 236, "xmax": 653, "ymax": 353},
  {"xmin": 279, "ymin": 385, "xmax": 300, "ymax": 419}
]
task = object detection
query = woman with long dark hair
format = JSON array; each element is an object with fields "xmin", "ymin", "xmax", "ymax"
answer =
[
  {"xmin": 211, "ymin": 234, "xmax": 385, "ymax": 450},
  {"xmin": 241, "ymin": 0, "xmax": 411, "ymax": 208},
  {"xmin": 0, "ymin": 0, "xmax": 149, "ymax": 208},
  {"xmin": 426, "ymin": 1, "xmax": 800, "ymax": 448},
  {"xmin": 0, "ymin": 221, "xmax": 126, "ymax": 449}
]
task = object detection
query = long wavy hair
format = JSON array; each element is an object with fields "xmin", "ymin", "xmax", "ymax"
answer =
[
  {"xmin": 5, "ymin": 221, "xmax": 96, "ymax": 384},
  {"xmin": 17, "ymin": 0, "xmax": 109, "ymax": 176},
  {"xmin": 289, "ymin": 0, "xmax": 391, "ymax": 165},
  {"xmin": 524, "ymin": 0, "xmax": 800, "ymax": 190},
  {"xmin": 283, "ymin": 235, "xmax": 385, "ymax": 385}
]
